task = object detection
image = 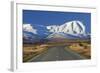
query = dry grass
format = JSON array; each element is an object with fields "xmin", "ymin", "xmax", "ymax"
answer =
[
  {"xmin": 23, "ymin": 44, "xmax": 49, "ymax": 62},
  {"xmin": 66, "ymin": 42, "xmax": 91, "ymax": 59},
  {"xmin": 23, "ymin": 40, "xmax": 91, "ymax": 62}
]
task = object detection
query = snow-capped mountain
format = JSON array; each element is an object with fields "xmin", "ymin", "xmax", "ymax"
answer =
[
  {"xmin": 47, "ymin": 20, "xmax": 85, "ymax": 35},
  {"xmin": 23, "ymin": 20, "xmax": 90, "ymax": 44},
  {"xmin": 47, "ymin": 20, "xmax": 89, "ymax": 40},
  {"xmin": 23, "ymin": 31, "xmax": 40, "ymax": 44},
  {"xmin": 23, "ymin": 24, "xmax": 37, "ymax": 34},
  {"xmin": 47, "ymin": 32, "xmax": 67, "ymax": 39},
  {"xmin": 23, "ymin": 24, "xmax": 41, "ymax": 43},
  {"xmin": 47, "ymin": 32, "xmax": 90, "ymax": 40}
]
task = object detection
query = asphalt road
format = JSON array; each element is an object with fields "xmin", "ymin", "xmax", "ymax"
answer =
[{"xmin": 28, "ymin": 46, "xmax": 86, "ymax": 62}]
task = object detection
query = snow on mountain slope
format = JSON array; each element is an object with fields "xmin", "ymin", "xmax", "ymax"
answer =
[
  {"xmin": 23, "ymin": 24, "xmax": 39, "ymax": 43},
  {"xmin": 47, "ymin": 32, "xmax": 67, "ymax": 39},
  {"xmin": 23, "ymin": 31, "xmax": 39, "ymax": 43},
  {"xmin": 47, "ymin": 20, "xmax": 85, "ymax": 35},
  {"xmin": 23, "ymin": 21, "xmax": 90, "ymax": 42},
  {"xmin": 46, "ymin": 20, "xmax": 89, "ymax": 39},
  {"xmin": 47, "ymin": 32, "xmax": 88, "ymax": 40},
  {"xmin": 23, "ymin": 24, "xmax": 37, "ymax": 34}
]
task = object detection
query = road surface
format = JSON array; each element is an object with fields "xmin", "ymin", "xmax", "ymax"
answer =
[{"xmin": 28, "ymin": 46, "xmax": 86, "ymax": 62}]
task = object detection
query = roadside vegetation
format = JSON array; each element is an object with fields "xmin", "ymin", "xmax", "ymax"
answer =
[
  {"xmin": 23, "ymin": 39, "xmax": 91, "ymax": 62},
  {"xmin": 23, "ymin": 44, "xmax": 49, "ymax": 62},
  {"xmin": 65, "ymin": 42, "xmax": 91, "ymax": 59}
]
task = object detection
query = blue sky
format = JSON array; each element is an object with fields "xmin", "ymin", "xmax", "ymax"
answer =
[{"xmin": 23, "ymin": 10, "xmax": 91, "ymax": 36}]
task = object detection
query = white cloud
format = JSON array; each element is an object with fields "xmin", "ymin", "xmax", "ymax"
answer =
[{"xmin": 23, "ymin": 24, "xmax": 37, "ymax": 34}]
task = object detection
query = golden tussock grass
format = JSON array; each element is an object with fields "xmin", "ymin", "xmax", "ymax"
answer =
[{"xmin": 66, "ymin": 42, "xmax": 91, "ymax": 59}]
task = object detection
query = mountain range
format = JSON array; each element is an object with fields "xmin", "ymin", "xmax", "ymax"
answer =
[{"xmin": 23, "ymin": 20, "xmax": 90, "ymax": 43}]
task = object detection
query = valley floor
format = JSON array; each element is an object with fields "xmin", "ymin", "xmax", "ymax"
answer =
[{"xmin": 23, "ymin": 40, "xmax": 91, "ymax": 62}]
